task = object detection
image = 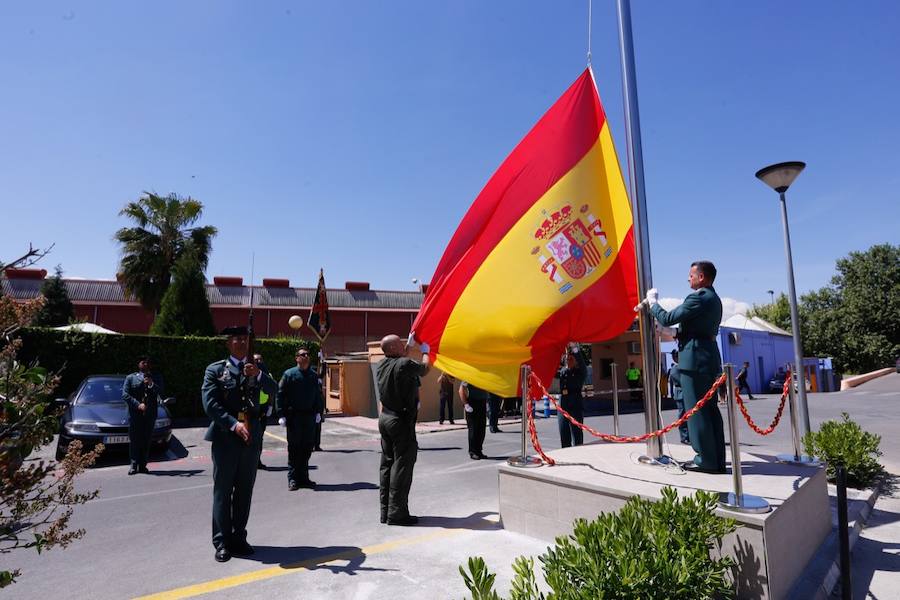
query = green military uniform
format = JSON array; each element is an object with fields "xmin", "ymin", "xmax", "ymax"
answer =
[
  {"xmin": 276, "ymin": 365, "xmax": 323, "ymax": 487},
  {"xmin": 201, "ymin": 356, "xmax": 277, "ymax": 552},
  {"xmin": 376, "ymin": 355, "xmax": 427, "ymax": 524},
  {"xmin": 651, "ymin": 286, "xmax": 725, "ymax": 472},
  {"xmin": 122, "ymin": 371, "xmax": 163, "ymax": 472}
]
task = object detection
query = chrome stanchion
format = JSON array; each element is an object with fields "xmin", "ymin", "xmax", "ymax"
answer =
[
  {"xmin": 777, "ymin": 364, "xmax": 819, "ymax": 465},
  {"xmin": 507, "ymin": 364, "xmax": 542, "ymax": 468},
  {"xmin": 612, "ymin": 362, "xmax": 620, "ymax": 436},
  {"xmin": 719, "ymin": 364, "xmax": 770, "ymax": 513}
]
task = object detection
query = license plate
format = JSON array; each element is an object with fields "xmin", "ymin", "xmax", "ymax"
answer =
[{"xmin": 103, "ymin": 435, "xmax": 130, "ymax": 444}]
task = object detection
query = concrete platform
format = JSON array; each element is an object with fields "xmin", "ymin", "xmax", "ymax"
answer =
[{"xmin": 498, "ymin": 443, "xmax": 830, "ymax": 599}]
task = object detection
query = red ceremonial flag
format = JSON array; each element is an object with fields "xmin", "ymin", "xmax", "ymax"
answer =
[
  {"xmin": 308, "ymin": 268, "xmax": 331, "ymax": 341},
  {"xmin": 411, "ymin": 69, "xmax": 638, "ymax": 396}
]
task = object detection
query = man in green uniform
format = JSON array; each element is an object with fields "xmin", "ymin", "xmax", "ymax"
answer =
[
  {"xmin": 201, "ymin": 326, "xmax": 277, "ymax": 562},
  {"xmin": 376, "ymin": 334, "xmax": 429, "ymax": 526},
  {"xmin": 252, "ymin": 353, "xmax": 272, "ymax": 470},
  {"xmin": 643, "ymin": 261, "xmax": 725, "ymax": 473},
  {"xmin": 122, "ymin": 356, "xmax": 164, "ymax": 475},
  {"xmin": 276, "ymin": 347, "xmax": 323, "ymax": 491}
]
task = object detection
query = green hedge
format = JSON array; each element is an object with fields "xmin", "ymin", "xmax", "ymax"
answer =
[{"xmin": 17, "ymin": 328, "xmax": 319, "ymax": 419}]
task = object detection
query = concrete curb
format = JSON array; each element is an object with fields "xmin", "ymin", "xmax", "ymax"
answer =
[
  {"xmin": 840, "ymin": 367, "xmax": 894, "ymax": 390},
  {"xmin": 790, "ymin": 480, "xmax": 882, "ymax": 599}
]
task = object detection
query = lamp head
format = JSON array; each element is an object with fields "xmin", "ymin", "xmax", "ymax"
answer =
[{"xmin": 755, "ymin": 161, "xmax": 806, "ymax": 193}]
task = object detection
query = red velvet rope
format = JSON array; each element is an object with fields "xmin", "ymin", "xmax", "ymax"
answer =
[
  {"xmin": 734, "ymin": 371, "xmax": 791, "ymax": 436},
  {"xmin": 529, "ymin": 372, "xmax": 726, "ymax": 446}
]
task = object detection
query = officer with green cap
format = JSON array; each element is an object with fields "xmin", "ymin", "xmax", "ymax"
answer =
[
  {"xmin": 276, "ymin": 346, "xmax": 323, "ymax": 491},
  {"xmin": 641, "ymin": 260, "xmax": 725, "ymax": 473},
  {"xmin": 202, "ymin": 326, "xmax": 277, "ymax": 563}
]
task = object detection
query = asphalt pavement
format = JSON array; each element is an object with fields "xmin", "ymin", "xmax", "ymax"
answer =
[{"xmin": 2, "ymin": 373, "xmax": 898, "ymax": 599}]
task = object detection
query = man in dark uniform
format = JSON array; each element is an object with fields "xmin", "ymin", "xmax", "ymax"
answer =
[
  {"xmin": 201, "ymin": 326, "xmax": 277, "ymax": 562},
  {"xmin": 487, "ymin": 393, "xmax": 503, "ymax": 433},
  {"xmin": 276, "ymin": 347, "xmax": 323, "ymax": 491},
  {"xmin": 376, "ymin": 334, "xmax": 429, "ymax": 526},
  {"xmin": 557, "ymin": 343, "xmax": 587, "ymax": 448},
  {"xmin": 643, "ymin": 261, "xmax": 725, "ymax": 473},
  {"xmin": 669, "ymin": 350, "xmax": 690, "ymax": 445},
  {"xmin": 437, "ymin": 372, "xmax": 455, "ymax": 425},
  {"xmin": 122, "ymin": 356, "xmax": 164, "ymax": 475},
  {"xmin": 252, "ymin": 353, "xmax": 272, "ymax": 470},
  {"xmin": 736, "ymin": 361, "xmax": 755, "ymax": 399},
  {"xmin": 460, "ymin": 381, "xmax": 489, "ymax": 460}
]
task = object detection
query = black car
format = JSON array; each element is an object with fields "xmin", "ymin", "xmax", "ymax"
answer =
[{"xmin": 55, "ymin": 375, "xmax": 175, "ymax": 460}]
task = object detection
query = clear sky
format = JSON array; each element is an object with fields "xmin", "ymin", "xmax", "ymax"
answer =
[{"xmin": 2, "ymin": 1, "xmax": 898, "ymax": 311}]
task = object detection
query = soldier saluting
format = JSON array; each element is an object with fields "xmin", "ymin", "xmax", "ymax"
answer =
[{"xmin": 201, "ymin": 325, "xmax": 277, "ymax": 563}]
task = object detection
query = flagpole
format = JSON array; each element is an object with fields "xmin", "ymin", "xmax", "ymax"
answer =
[{"xmin": 615, "ymin": 0, "xmax": 666, "ymax": 462}]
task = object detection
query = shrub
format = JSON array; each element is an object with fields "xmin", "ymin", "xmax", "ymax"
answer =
[
  {"xmin": 17, "ymin": 327, "xmax": 318, "ymax": 419},
  {"xmin": 461, "ymin": 487, "xmax": 736, "ymax": 599},
  {"xmin": 803, "ymin": 412, "xmax": 883, "ymax": 488}
]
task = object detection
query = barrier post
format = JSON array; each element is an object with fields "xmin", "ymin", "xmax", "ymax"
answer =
[
  {"xmin": 507, "ymin": 364, "xmax": 542, "ymax": 468},
  {"xmin": 777, "ymin": 364, "xmax": 820, "ymax": 465},
  {"xmin": 612, "ymin": 362, "xmax": 620, "ymax": 436},
  {"xmin": 719, "ymin": 364, "xmax": 770, "ymax": 513}
]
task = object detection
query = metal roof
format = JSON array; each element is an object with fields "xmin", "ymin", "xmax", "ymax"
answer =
[{"xmin": 2, "ymin": 278, "xmax": 423, "ymax": 310}]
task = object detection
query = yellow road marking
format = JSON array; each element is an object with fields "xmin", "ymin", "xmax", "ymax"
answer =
[
  {"xmin": 263, "ymin": 430, "xmax": 287, "ymax": 443},
  {"xmin": 134, "ymin": 528, "xmax": 461, "ymax": 599}
]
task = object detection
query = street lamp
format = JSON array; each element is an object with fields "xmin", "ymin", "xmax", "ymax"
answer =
[
  {"xmin": 755, "ymin": 161, "xmax": 813, "ymax": 451},
  {"xmin": 767, "ymin": 290, "xmax": 775, "ymax": 304}
]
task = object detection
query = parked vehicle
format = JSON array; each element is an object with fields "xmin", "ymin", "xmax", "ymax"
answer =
[{"xmin": 55, "ymin": 375, "xmax": 175, "ymax": 461}]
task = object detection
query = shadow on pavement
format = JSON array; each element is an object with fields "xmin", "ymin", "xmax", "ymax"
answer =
[
  {"xmin": 90, "ymin": 435, "xmax": 188, "ymax": 468},
  {"xmin": 418, "ymin": 511, "xmax": 501, "ymax": 531},
  {"xmin": 146, "ymin": 468, "xmax": 204, "ymax": 477},
  {"xmin": 313, "ymin": 482, "xmax": 379, "ymax": 492},
  {"xmin": 246, "ymin": 545, "xmax": 395, "ymax": 575},
  {"xmin": 318, "ymin": 449, "xmax": 376, "ymax": 454},
  {"xmin": 419, "ymin": 446, "xmax": 463, "ymax": 451}
]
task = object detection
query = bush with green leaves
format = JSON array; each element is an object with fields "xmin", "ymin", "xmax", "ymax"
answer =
[
  {"xmin": 17, "ymin": 327, "xmax": 318, "ymax": 419},
  {"xmin": 803, "ymin": 412, "xmax": 882, "ymax": 488},
  {"xmin": 461, "ymin": 487, "xmax": 736, "ymax": 599}
]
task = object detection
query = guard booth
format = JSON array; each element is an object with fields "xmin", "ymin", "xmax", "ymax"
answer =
[{"xmin": 323, "ymin": 343, "xmax": 454, "ymax": 422}]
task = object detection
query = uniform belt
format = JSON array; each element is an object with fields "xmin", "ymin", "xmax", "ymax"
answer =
[
  {"xmin": 380, "ymin": 405, "xmax": 408, "ymax": 417},
  {"xmin": 679, "ymin": 334, "xmax": 716, "ymax": 342}
]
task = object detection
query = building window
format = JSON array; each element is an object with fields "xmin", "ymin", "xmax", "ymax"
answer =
[{"xmin": 627, "ymin": 341, "xmax": 641, "ymax": 355}]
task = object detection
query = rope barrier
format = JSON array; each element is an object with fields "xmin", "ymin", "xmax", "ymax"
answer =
[
  {"xmin": 734, "ymin": 371, "xmax": 791, "ymax": 436},
  {"xmin": 526, "ymin": 391, "xmax": 555, "ymax": 465},
  {"xmin": 529, "ymin": 372, "xmax": 726, "ymax": 445},
  {"xmin": 524, "ymin": 370, "xmax": 793, "ymax": 465}
]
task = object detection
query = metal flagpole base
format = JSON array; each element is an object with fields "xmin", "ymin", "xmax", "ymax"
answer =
[
  {"xmin": 637, "ymin": 454, "xmax": 677, "ymax": 467},
  {"xmin": 776, "ymin": 453, "xmax": 821, "ymax": 466},
  {"xmin": 507, "ymin": 455, "xmax": 543, "ymax": 468},
  {"xmin": 718, "ymin": 492, "xmax": 771, "ymax": 514}
]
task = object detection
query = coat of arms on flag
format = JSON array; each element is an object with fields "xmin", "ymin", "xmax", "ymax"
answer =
[{"xmin": 308, "ymin": 269, "xmax": 331, "ymax": 341}]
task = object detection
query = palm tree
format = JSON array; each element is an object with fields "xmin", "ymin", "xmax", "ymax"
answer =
[{"xmin": 114, "ymin": 192, "xmax": 217, "ymax": 311}]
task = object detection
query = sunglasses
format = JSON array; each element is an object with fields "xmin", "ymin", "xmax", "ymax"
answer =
[{"xmin": 297, "ymin": 353, "xmax": 309, "ymax": 358}]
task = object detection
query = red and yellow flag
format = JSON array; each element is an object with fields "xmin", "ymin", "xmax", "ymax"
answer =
[{"xmin": 412, "ymin": 69, "xmax": 638, "ymax": 396}]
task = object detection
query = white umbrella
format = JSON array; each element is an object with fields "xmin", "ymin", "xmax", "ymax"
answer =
[{"xmin": 53, "ymin": 323, "xmax": 120, "ymax": 335}]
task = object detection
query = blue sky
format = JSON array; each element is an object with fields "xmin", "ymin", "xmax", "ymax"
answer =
[{"xmin": 1, "ymin": 1, "xmax": 898, "ymax": 311}]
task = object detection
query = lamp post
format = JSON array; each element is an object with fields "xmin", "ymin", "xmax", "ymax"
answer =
[
  {"xmin": 767, "ymin": 290, "xmax": 775, "ymax": 304},
  {"xmin": 755, "ymin": 161, "xmax": 811, "ymax": 437}
]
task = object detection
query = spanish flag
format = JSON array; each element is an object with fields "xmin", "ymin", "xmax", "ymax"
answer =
[{"xmin": 412, "ymin": 68, "xmax": 638, "ymax": 397}]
